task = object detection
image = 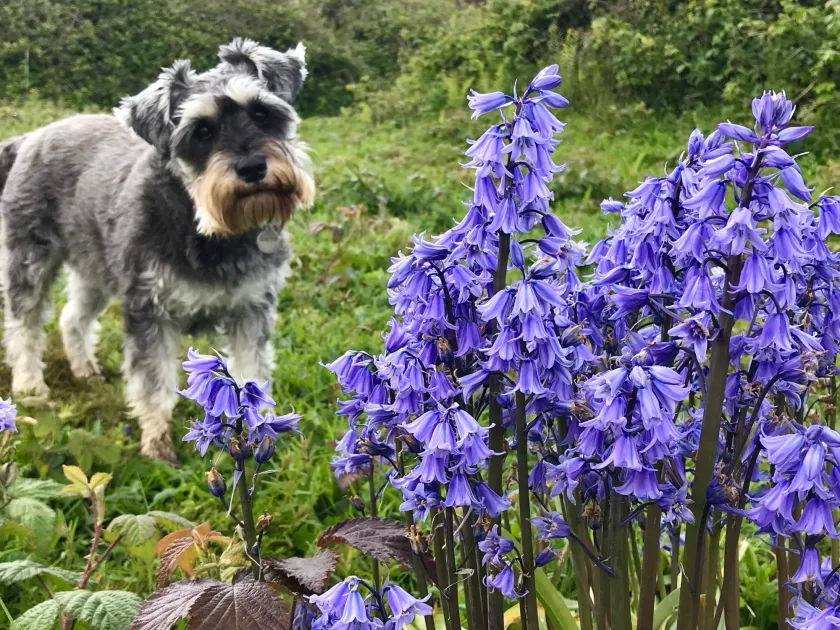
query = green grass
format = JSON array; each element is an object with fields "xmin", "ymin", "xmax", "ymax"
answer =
[{"xmin": 0, "ymin": 98, "xmax": 825, "ymax": 624}]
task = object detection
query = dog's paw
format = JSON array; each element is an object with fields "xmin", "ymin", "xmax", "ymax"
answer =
[
  {"xmin": 69, "ymin": 357, "xmax": 102, "ymax": 381},
  {"xmin": 141, "ymin": 434, "xmax": 181, "ymax": 468},
  {"xmin": 12, "ymin": 373, "xmax": 50, "ymax": 400}
]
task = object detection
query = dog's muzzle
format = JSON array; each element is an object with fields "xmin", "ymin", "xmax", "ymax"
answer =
[{"xmin": 190, "ymin": 141, "xmax": 315, "ymax": 237}]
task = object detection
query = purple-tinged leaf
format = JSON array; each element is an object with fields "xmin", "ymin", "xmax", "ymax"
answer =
[
  {"xmin": 130, "ymin": 578, "xmax": 290, "ymax": 630},
  {"xmin": 317, "ymin": 516, "xmax": 435, "ymax": 573},
  {"xmin": 235, "ymin": 550, "xmax": 339, "ymax": 596}
]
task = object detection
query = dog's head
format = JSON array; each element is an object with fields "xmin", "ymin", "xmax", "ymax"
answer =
[{"xmin": 115, "ymin": 38, "xmax": 315, "ymax": 237}]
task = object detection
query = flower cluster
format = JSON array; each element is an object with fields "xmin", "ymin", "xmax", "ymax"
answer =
[
  {"xmin": 304, "ymin": 577, "xmax": 431, "ymax": 630},
  {"xmin": 180, "ymin": 348, "xmax": 301, "ymax": 461},
  {"xmin": 327, "ymin": 65, "xmax": 840, "ymax": 627},
  {"xmin": 325, "ymin": 64, "xmax": 589, "ymax": 537},
  {"xmin": 0, "ymin": 398, "xmax": 16, "ymax": 433}
]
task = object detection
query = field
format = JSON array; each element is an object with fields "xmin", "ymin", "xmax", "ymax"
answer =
[{"xmin": 0, "ymin": 97, "xmax": 830, "ymax": 627}]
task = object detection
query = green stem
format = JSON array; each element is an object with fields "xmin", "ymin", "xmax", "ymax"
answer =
[
  {"xmin": 562, "ymin": 496, "xmax": 593, "ymax": 630},
  {"xmin": 461, "ymin": 510, "xmax": 486, "ymax": 630},
  {"xmin": 398, "ymin": 448, "xmax": 435, "ymax": 630},
  {"xmin": 433, "ymin": 510, "xmax": 453, "ymax": 630},
  {"xmin": 700, "ymin": 528, "xmax": 721, "ymax": 630},
  {"xmin": 775, "ymin": 543, "xmax": 790, "ymax": 630},
  {"xmin": 486, "ymin": 230, "xmax": 510, "ymax": 630},
  {"xmin": 608, "ymin": 492, "xmax": 631, "ymax": 630},
  {"xmin": 514, "ymin": 391, "xmax": 539, "ymax": 630},
  {"xmin": 721, "ymin": 518, "xmax": 742, "ymax": 629},
  {"xmin": 670, "ymin": 523, "xmax": 681, "ymax": 593},
  {"xmin": 236, "ymin": 461, "xmax": 259, "ymax": 580},
  {"xmin": 637, "ymin": 503, "xmax": 662, "ymax": 630},
  {"xmin": 368, "ymin": 468, "xmax": 381, "ymax": 592},
  {"xmin": 676, "ymin": 260, "xmax": 742, "ymax": 630},
  {"xmin": 443, "ymin": 508, "xmax": 462, "ymax": 630}
]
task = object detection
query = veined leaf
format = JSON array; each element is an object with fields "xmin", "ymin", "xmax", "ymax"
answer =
[
  {"xmin": 0, "ymin": 559, "xmax": 79, "ymax": 585},
  {"xmin": 6, "ymin": 497, "xmax": 56, "ymax": 540},
  {"xmin": 7, "ymin": 478, "xmax": 65, "ymax": 500},
  {"xmin": 154, "ymin": 523, "xmax": 229, "ymax": 588},
  {"xmin": 57, "ymin": 589, "xmax": 143, "ymax": 630},
  {"xmin": 130, "ymin": 578, "xmax": 289, "ymax": 629},
  {"xmin": 317, "ymin": 516, "xmax": 435, "ymax": 574},
  {"xmin": 247, "ymin": 549, "xmax": 339, "ymax": 596},
  {"xmin": 147, "ymin": 511, "xmax": 194, "ymax": 530},
  {"xmin": 107, "ymin": 514, "xmax": 159, "ymax": 547},
  {"xmin": 11, "ymin": 598, "xmax": 60, "ymax": 630}
]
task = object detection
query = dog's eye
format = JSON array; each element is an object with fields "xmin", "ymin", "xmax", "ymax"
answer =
[
  {"xmin": 251, "ymin": 104, "xmax": 270, "ymax": 124},
  {"xmin": 195, "ymin": 122, "xmax": 214, "ymax": 142}
]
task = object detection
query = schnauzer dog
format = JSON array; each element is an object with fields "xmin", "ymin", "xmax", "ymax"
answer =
[{"xmin": 0, "ymin": 39, "xmax": 315, "ymax": 463}]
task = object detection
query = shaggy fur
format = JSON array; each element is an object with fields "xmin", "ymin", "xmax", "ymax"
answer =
[{"xmin": 0, "ymin": 39, "xmax": 314, "ymax": 463}]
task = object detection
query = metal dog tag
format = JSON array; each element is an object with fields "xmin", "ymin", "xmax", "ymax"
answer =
[{"xmin": 257, "ymin": 226, "xmax": 282, "ymax": 254}]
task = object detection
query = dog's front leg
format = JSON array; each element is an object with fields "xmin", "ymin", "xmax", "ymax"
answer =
[
  {"xmin": 223, "ymin": 299, "xmax": 277, "ymax": 385},
  {"xmin": 122, "ymin": 301, "xmax": 179, "ymax": 464}
]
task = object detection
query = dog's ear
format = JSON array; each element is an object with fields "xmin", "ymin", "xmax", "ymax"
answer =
[
  {"xmin": 114, "ymin": 60, "xmax": 196, "ymax": 154},
  {"xmin": 218, "ymin": 38, "xmax": 307, "ymax": 102}
]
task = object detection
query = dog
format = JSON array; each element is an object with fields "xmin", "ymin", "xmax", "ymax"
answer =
[{"xmin": 0, "ymin": 39, "xmax": 315, "ymax": 463}]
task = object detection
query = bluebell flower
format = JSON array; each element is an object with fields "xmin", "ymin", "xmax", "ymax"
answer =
[
  {"xmin": 182, "ymin": 413, "xmax": 225, "ymax": 456},
  {"xmin": 0, "ymin": 398, "xmax": 17, "ymax": 432},
  {"xmin": 484, "ymin": 564, "xmax": 525, "ymax": 600},
  {"xmin": 467, "ymin": 90, "xmax": 509, "ymax": 118},
  {"xmin": 384, "ymin": 584, "xmax": 432, "ymax": 628}
]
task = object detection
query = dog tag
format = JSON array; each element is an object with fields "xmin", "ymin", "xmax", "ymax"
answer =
[{"xmin": 257, "ymin": 226, "xmax": 282, "ymax": 254}]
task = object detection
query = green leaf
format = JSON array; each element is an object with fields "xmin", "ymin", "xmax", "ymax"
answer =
[
  {"xmin": 56, "ymin": 589, "xmax": 93, "ymax": 617},
  {"xmin": 6, "ymin": 497, "xmax": 56, "ymax": 539},
  {"xmin": 107, "ymin": 514, "xmax": 159, "ymax": 546},
  {"xmin": 652, "ymin": 587, "xmax": 681, "ymax": 629},
  {"xmin": 11, "ymin": 598, "xmax": 60, "ymax": 630},
  {"xmin": 7, "ymin": 478, "xmax": 65, "ymax": 500},
  {"xmin": 57, "ymin": 590, "xmax": 143, "ymax": 630},
  {"xmin": 0, "ymin": 559, "xmax": 79, "ymax": 585},
  {"xmin": 147, "ymin": 511, "xmax": 194, "ymax": 530},
  {"xmin": 67, "ymin": 429, "xmax": 120, "ymax": 472},
  {"xmin": 89, "ymin": 472, "xmax": 113, "ymax": 491},
  {"xmin": 62, "ymin": 465, "xmax": 89, "ymax": 487},
  {"xmin": 533, "ymin": 566, "xmax": 579, "ymax": 630},
  {"xmin": 0, "ymin": 517, "xmax": 34, "ymax": 540}
]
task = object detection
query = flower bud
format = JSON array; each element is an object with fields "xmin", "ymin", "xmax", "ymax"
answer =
[
  {"xmin": 254, "ymin": 436, "xmax": 275, "ymax": 464},
  {"xmin": 205, "ymin": 467, "xmax": 226, "ymax": 498},
  {"xmin": 228, "ymin": 437, "xmax": 246, "ymax": 463},
  {"xmin": 535, "ymin": 548, "xmax": 556, "ymax": 568},
  {"xmin": 349, "ymin": 495, "xmax": 366, "ymax": 513},
  {"xmin": 257, "ymin": 511, "xmax": 273, "ymax": 531}
]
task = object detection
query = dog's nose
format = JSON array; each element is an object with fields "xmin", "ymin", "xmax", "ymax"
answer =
[{"xmin": 235, "ymin": 156, "xmax": 267, "ymax": 183}]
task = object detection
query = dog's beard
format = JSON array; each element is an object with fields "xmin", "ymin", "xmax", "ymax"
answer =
[{"xmin": 191, "ymin": 142, "xmax": 315, "ymax": 237}]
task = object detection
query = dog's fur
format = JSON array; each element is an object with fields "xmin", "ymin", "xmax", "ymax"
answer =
[{"xmin": 0, "ymin": 39, "xmax": 315, "ymax": 462}]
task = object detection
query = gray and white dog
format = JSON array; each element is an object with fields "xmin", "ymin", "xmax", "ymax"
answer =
[{"xmin": 0, "ymin": 39, "xmax": 315, "ymax": 463}]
